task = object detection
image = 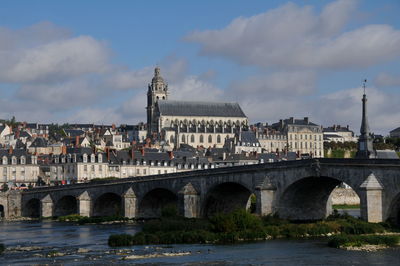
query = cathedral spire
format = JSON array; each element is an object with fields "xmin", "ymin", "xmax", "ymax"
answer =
[{"xmin": 356, "ymin": 79, "xmax": 375, "ymax": 159}]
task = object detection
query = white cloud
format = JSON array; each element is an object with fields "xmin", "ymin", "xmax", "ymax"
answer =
[
  {"xmin": 374, "ymin": 72, "xmax": 400, "ymax": 87},
  {"xmin": 186, "ymin": 0, "xmax": 400, "ymax": 69}
]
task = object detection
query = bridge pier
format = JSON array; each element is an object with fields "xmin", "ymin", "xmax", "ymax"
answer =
[
  {"xmin": 78, "ymin": 191, "xmax": 92, "ymax": 217},
  {"xmin": 123, "ymin": 188, "xmax": 137, "ymax": 218},
  {"xmin": 360, "ymin": 173, "xmax": 383, "ymax": 223},
  {"xmin": 179, "ymin": 183, "xmax": 200, "ymax": 218},
  {"xmin": 255, "ymin": 178, "xmax": 276, "ymax": 216},
  {"xmin": 41, "ymin": 194, "xmax": 54, "ymax": 217}
]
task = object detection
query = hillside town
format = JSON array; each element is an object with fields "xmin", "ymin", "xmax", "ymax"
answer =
[{"xmin": 0, "ymin": 68, "xmax": 399, "ymax": 190}]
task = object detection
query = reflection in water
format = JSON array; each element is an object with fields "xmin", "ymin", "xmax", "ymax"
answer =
[{"xmin": 0, "ymin": 220, "xmax": 399, "ymax": 265}]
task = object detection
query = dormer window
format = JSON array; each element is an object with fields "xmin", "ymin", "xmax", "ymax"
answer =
[
  {"xmin": 12, "ymin": 156, "xmax": 17, "ymax": 165},
  {"xmin": 91, "ymin": 154, "xmax": 95, "ymax": 163},
  {"xmin": 54, "ymin": 157, "xmax": 59, "ymax": 164},
  {"xmin": 2, "ymin": 156, "xmax": 7, "ymax": 165},
  {"xmin": 83, "ymin": 154, "xmax": 88, "ymax": 163},
  {"xmin": 98, "ymin": 154, "xmax": 102, "ymax": 163},
  {"xmin": 61, "ymin": 157, "xmax": 65, "ymax": 163},
  {"xmin": 20, "ymin": 156, "xmax": 26, "ymax": 165}
]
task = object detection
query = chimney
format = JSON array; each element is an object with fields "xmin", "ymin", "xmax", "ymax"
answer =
[
  {"xmin": 289, "ymin": 117, "xmax": 294, "ymax": 124},
  {"xmin": 62, "ymin": 145, "xmax": 67, "ymax": 155},
  {"xmin": 15, "ymin": 130, "xmax": 20, "ymax": 139},
  {"xmin": 106, "ymin": 148, "xmax": 110, "ymax": 161},
  {"xmin": 304, "ymin": 117, "xmax": 309, "ymax": 124},
  {"xmin": 112, "ymin": 123, "xmax": 116, "ymax": 130},
  {"xmin": 168, "ymin": 151, "xmax": 174, "ymax": 160},
  {"xmin": 141, "ymin": 148, "xmax": 145, "ymax": 156},
  {"xmin": 8, "ymin": 146, "xmax": 13, "ymax": 155},
  {"xmin": 75, "ymin": 136, "xmax": 80, "ymax": 148}
]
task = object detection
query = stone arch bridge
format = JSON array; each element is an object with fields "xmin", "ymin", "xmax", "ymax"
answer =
[{"xmin": 7, "ymin": 159, "xmax": 400, "ymax": 224}]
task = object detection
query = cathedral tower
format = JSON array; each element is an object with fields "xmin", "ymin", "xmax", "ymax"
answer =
[{"xmin": 146, "ymin": 66, "xmax": 168, "ymax": 136}]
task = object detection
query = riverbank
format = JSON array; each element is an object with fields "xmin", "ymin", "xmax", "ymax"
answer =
[
  {"xmin": 1, "ymin": 221, "xmax": 400, "ymax": 264},
  {"xmin": 108, "ymin": 210, "xmax": 399, "ymax": 248}
]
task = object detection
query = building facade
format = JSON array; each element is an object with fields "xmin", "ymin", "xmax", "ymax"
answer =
[{"xmin": 146, "ymin": 67, "xmax": 249, "ymax": 149}]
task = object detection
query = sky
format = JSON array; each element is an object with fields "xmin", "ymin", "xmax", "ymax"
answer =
[{"xmin": 0, "ymin": 0, "xmax": 399, "ymax": 135}]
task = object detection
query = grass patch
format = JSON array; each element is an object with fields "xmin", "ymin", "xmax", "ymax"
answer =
[
  {"xmin": 328, "ymin": 234, "xmax": 400, "ymax": 248},
  {"xmin": 108, "ymin": 210, "xmax": 398, "ymax": 247},
  {"xmin": 57, "ymin": 214, "xmax": 128, "ymax": 225},
  {"xmin": 0, "ymin": 243, "xmax": 4, "ymax": 255},
  {"xmin": 332, "ymin": 204, "xmax": 360, "ymax": 209}
]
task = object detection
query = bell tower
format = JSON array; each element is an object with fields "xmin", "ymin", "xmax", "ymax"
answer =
[{"xmin": 146, "ymin": 66, "xmax": 168, "ymax": 136}]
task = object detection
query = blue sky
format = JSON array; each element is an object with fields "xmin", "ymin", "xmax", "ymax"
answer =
[{"xmin": 0, "ymin": 0, "xmax": 399, "ymax": 134}]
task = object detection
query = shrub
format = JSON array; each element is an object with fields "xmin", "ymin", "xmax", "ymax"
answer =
[
  {"xmin": 108, "ymin": 234, "xmax": 134, "ymax": 247},
  {"xmin": 328, "ymin": 234, "xmax": 400, "ymax": 248},
  {"xmin": 161, "ymin": 205, "xmax": 178, "ymax": 218}
]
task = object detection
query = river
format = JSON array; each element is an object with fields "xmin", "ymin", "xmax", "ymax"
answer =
[{"xmin": 1, "ymin": 220, "xmax": 399, "ymax": 265}]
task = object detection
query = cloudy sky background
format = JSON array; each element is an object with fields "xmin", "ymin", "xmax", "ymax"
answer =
[{"xmin": 0, "ymin": 0, "xmax": 399, "ymax": 134}]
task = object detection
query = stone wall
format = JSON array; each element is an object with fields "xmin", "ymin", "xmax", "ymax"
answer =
[{"xmin": 330, "ymin": 187, "xmax": 360, "ymax": 205}]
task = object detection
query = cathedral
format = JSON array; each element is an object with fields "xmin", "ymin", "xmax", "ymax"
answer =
[{"xmin": 146, "ymin": 67, "xmax": 249, "ymax": 149}]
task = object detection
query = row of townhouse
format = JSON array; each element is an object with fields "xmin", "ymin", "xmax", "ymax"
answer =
[
  {"xmin": 48, "ymin": 147, "xmax": 217, "ymax": 184},
  {"xmin": 0, "ymin": 148, "xmax": 40, "ymax": 188}
]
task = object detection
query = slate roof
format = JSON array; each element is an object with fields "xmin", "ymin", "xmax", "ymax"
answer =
[
  {"xmin": 30, "ymin": 137, "xmax": 49, "ymax": 148},
  {"xmin": 390, "ymin": 127, "xmax": 400, "ymax": 133},
  {"xmin": 157, "ymin": 100, "xmax": 247, "ymax": 118},
  {"xmin": 239, "ymin": 131, "xmax": 259, "ymax": 145}
]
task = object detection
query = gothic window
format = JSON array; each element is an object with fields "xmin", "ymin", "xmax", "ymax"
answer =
[
  {"xmin": 208, "ymin": 135, "xmax": 212, "ymax": 143},
  {"xmin": 217, "ymin": 135, "xmax": 221, "ymax": 143},
  {"xmin": 191, "ymin": 135, "xmax": 195, "ymax": 143},
  {"xmin": 200, "ymin": 135, "xmax": 204, "ymax": 143},
  {"xmin": 170, "ymin": 135, "xmax": 174, "ymax": 144},
  {"xmin": 181, "ymin": 134, "xmax": 185, "ymax": 143}
]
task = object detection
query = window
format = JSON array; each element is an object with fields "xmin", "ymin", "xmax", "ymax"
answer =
[
  {"xmin": 191, "ymin": 135, "xmax": 195, "ymax": 143},
  {"xmin": 83, "ymin": 154, "xmax": 88, "ymax": 163},
  {"xmin": 217, "ymin": 135, "xmax": 221, "ymax": 143},
  {"xmin": 136, "ymin": 169, "xmax": 140, "ymax": 174},
  {"xmin": 2, "ymin": 156, "xmax": 7, "ymax": 165},
  {"xmin": 84, "ymin": 165, "xmax": 87, "ymax": 172},
  {"xmin": 98, "ymin": 165, "xmax": 102, "ymax": 172},
  {"xmin": 91, "ymin": 154, "xmax": 95, "ymax": 163},
  {"xmin": 143, "ymin": 169, "xmax": 146, "ymax": 175},
  {"xmin": 200, "ymin": 135, "xmax": 204, "ymax": 143},
  {"xmin": 12, "ymin": 157, "xmax": 17, "ymax": 165},
  {"xmin": 170, "ymin": 135, "xmax": 174, "ymax": 143},
  {"xmin": 181, "ymin": 134, "xmax": 185, "ymax": 143},
  {"xmin": 20, "ymin": 156, "xmax": 25, "ymax": 165},
  {"xmin": 98, "ymin": 154, "xmax": 102, "ymax": 163},
  {"xmin": 158, "ymin": 170, "xmax": 161, "ymax": 174},
  {"xmin": 91, "ymin": 165, "xmax": 95, "ymax": 172},
  {"xmin": 208, "ymin": 135, "xmax": 212, "ymax": 143}
]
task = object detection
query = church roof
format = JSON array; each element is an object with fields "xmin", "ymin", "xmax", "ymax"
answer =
[{"xmin": 157, "ymin": 100, "xmax": 247, "ymax": 118}]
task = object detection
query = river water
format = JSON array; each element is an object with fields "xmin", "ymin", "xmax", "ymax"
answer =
[{"xmin": 1, "ymin": 220, "xmax": 399, "ymax": 265}]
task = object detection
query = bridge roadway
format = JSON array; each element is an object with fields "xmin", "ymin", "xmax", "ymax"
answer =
[{"xmin": 3, "ymin": 158, "xmax": 400, "ymax": 224}]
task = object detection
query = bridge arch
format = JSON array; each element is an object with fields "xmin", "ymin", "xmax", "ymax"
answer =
[
  {"xmin": 138, "ymin": 188, "xmax": 178, "ymax": 218},
  {"xmin": 93, "ymin": 193, "xmax": 122, "ymax": 217},
  {"xmin": 277, "ymin": 176, "xmax": 361, "ymax": 221},
  {"xmin": 23, "ymin": 198, "xmax": 41, "ymax": 218},
  {"xmin": 54, "ymin": 195, "xmax": 78, "ymax": 217},
  {"xmin": 387, "ymin": 193, "xmax": 400, "ymax": 226},
  {"xmin": 202, "ymin": 182, "xmax": 253, "ymax": 217}
]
